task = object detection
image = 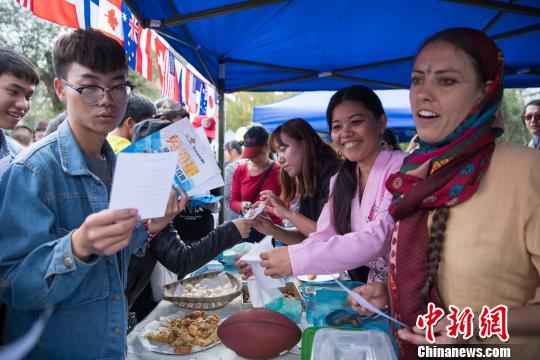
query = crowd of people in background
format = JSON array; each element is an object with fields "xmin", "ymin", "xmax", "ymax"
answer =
[{"xmin": 0, "ymin": 25, "xmax": 539, "ymax": 360}]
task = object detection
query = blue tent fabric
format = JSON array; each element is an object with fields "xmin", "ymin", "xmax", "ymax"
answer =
[
  {"xmin": 253, "ymin": 90, "xmax": 416, "ymax": 141},
  {"xmin": 125, "ymin": 0, "xmax": 540, "ymax": 92}
]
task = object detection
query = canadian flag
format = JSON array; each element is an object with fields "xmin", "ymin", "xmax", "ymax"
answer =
[{"xmin": 97, "ymin": 0, "xmax": 124, "ymax": 44}]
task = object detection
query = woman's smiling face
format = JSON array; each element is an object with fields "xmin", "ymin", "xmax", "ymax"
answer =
[
  {"xmin": 330, "ymin": 100, "xmax": 384, "ymax": 164},
  {"xmin": 410, "ymin": 40, "xmax": 489, "ymax": 144}
]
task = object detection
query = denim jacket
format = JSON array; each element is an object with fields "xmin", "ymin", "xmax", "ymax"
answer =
[
  {"xmin": 0, "ymin": 129, "xmax": 22, "ymax": 179},
  {"xmin": 0, "ymin": 120, "xmax": 148, "ymax": 359}
]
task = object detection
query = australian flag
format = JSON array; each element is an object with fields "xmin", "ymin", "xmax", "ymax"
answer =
[
  {"xmin": 121, "ymin": 2, "xmax": 152, "ymax": 80},
  {"xmin": 122, "ymin": 3, "xmax": 139, "ymax": 71}
]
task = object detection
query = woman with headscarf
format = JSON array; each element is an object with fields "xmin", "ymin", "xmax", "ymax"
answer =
[{"xmin": 349, "ymin": 28, "xmax": 540, "ymax": 359}]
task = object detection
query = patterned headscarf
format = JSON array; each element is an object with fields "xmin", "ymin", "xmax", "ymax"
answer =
[{"xmin": 385, "ymin": 28, "xmax": 504, "ymax": 359}]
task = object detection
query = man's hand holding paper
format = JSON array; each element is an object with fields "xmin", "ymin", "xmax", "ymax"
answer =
[
  {"xmin": 109, "ymin": 152, "xmax": 179, "ymax": 219},
  {"xmin": 71, "ymin": 208, "xmax": 141, "ymax": 261}
]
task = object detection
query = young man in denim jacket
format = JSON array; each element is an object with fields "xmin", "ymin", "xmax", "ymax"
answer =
[
  {"xmin": 0, "ymin": 47, "xmax": 39, "ymax": 179},
  {"xmin": 0, "ymin": 29, "xmax": 182, "ymax": 359},
  {"xmin": 0, "ymin": 46, "xmax": 39, "ymax": 347}
]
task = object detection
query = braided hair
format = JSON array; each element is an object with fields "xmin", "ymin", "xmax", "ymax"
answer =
[
  {"xmin": 420, "ymin": 207, "xmax": 450, "ymax": 305},
  {"xmin": 415, "ymin": 27, "xmax": 496, "ymax": 305}
]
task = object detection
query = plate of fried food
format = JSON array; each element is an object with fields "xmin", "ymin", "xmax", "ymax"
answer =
[{"xmin": 140, "ymin": 310, "xmax": 222, "ymax": 354}]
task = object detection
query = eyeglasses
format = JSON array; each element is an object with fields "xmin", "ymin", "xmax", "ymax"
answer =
[
  {"xmin": 523, "ymin": 113, "xmax": 540, "ymax": 122},
  {"xmin": 62, "ymin": 79, "xmax": 134, "ymax": 106}
]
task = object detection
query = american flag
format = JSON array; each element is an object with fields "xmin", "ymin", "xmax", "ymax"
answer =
[
  {"xmin": 180, "ymin": 66, "xmax": 205, "ymax": 114},
  {"xmin": 155, "ymin": 36, "xmax": 179, "ymax": 101}
]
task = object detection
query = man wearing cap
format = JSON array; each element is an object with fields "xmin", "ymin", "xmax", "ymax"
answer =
[{"xmin": 230, "ymin": 125, "xmax": 282, "ymax": 242}]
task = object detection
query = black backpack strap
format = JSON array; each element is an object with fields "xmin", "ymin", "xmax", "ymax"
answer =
[{"xmin": 250, "ymin": 161, "xmax": 274, "ymax": 203}]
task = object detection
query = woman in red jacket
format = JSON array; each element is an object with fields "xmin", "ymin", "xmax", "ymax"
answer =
[{"xmin": 229, "ymin": 125, "xmax": 282, "ymax": 242}]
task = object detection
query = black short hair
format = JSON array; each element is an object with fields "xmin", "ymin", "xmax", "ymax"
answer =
[
  {"xmin": 523, "ymin": 99, "xmax": 540, "ymax": 123},
  {"xmin": 53, "ymin": 29, "xmax": 127, "ymax": 79},
  {"xmin": 224, "ymin": 140, "xmax": 242, "ymax": 155},
  {"xmin": 132, "ymin": 119, "xmax": 171, "ymax": 142},
  {"xmin": 0, "ymin": 47, "xmax": 39, "ymax": 85},
  {"xmin": 524, "ymin": 99, "xmax": 540, "ymax": 112},
  {"xmin": 120, "ymin": 93, "xmax": 156, "ymax": 127},
  {"xmin": 156, "ymin": 109, "xmax": 189, "ymax": 121},
  {"xmin": 383, "ymin": 128, "xmax": 401, "ymax": 150}
]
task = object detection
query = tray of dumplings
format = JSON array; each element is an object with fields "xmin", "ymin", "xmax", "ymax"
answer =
[{"xmin": 163, "ymin": 271, "xmax": 242, "ymax": 310}]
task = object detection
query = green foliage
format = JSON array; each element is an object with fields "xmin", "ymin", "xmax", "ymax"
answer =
[
  {"xmin": 127, "ymin": 52, "xmax": 162, "ymax": 102},
  {"xmin": 0, "ymin": 0, "xmax": 161, "ymax": 129},
  {"xmin": 0, "ymin": 0, "xmax": 64, "ymax": 128},
  {"xmin": 500, "ymin": 89, "xmax": 529, "ymax": 145},
  {"xmin": 225, "ymin": 92, "xmax": 297, "ymax": 132}
]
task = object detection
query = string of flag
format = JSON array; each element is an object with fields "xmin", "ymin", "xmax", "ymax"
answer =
[{"xmin": 14, "ymin": 0, "xmax": 217, "ymax": 117}]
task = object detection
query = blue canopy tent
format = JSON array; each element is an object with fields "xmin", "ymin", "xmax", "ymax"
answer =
[
  {"xmin": 124, "ymin": 0, "xmax": 540, "ymax": 163},
  {"xmin": 252, "ymin": 90, "xmax": 416, "ymax": 141},
  {"xmin": 124, "ymin": 0, "xmax": 540, "ymax": 93}
]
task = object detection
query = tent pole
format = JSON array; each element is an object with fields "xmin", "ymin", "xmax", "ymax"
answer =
[
  {"xmin": 230, "ymin": 73, "xmax": 407, "ymax": 92},
  {"xmin": 225, "ymin": 58, "xmax": 316, "ymax": 75},
  {"xmin": 332, "ymin": 56, "xmax": 415, "ymax": 75},
  {"xmin": 228, "ymin": 75, "xmax": 317, "ymax": 92},
  {"xmin": 505, "ymin": 65, "xmax": 540, "ymax": 77},
  {"xmin": 443, "ymin": 0, "xmax": 540, "ymax": 17},
  {"xmin": 492, "ymin": 23, "xmax": 540, "ymax": 40},
  {"xmin": 482, "ymin": 0, "xmax": 517, "ymax": 33},
  {"xmin": 154, "ymin": 0, "xmax": 289, "ymax": 28},
  {"xmin": 330, "ymin": 75, "xmax": 406, "ymax": 89},
  {"xmin": 218, "ymin": 60, "xmax": 226, "ymax": 224},
  {"xmin": 157, "ymin": 0, "xmax": 216, "ymax": 85}
]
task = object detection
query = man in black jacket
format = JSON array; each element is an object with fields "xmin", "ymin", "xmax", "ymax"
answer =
[{"xmin": 125, "ymin": 119, "xmax": 253, "ymax": 322}]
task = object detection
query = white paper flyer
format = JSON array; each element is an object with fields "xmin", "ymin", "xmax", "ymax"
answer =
[{"xmin": 122, "ymin": 118, "xmax": 223, "ymax": 195}]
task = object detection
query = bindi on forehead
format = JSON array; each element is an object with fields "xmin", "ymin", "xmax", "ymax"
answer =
[{"xmin": 426, "ymin": 65, "xmax": 432, "ymax": 75}]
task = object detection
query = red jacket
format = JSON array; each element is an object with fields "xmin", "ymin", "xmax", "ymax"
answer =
[{"xmin": 229, "ymin": 162, "xmax": 282, "ymax": 224}]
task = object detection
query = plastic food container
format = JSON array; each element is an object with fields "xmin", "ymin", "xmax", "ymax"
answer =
[
  {"xmin": 303, "ymin": 328, "xmax": 397, "ymax": 360},
  {"xmin": 241, "ymin": 282, "xmax": 304, "ymax": 310},
  {"xmin": 301, "ymin": 282, "xmax": 363, "ymax": 326}
]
